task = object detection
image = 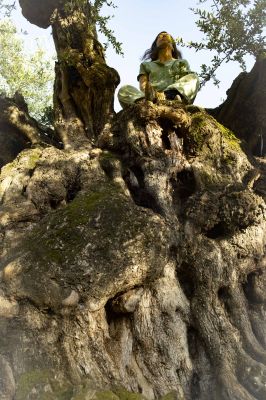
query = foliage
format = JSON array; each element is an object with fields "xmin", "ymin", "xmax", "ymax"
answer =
[
  {"xmin": 91, "ymin": 0, "xmax": 123, "ymax": 54},
  {"xmin": 0, "ymin": 19, "xmax": 54, "ymax": 122},
  {"xmin": 177, "ymin": 0, "xmax": 266, "ymax": 87},
  {"xmin": 0, "ymin": 0, "xmax": 15, "ymax": 17}
]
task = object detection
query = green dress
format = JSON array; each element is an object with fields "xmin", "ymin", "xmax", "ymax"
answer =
[{"xmin": 118, "ymin": 58, "xmax": 200, "ymax": 108}]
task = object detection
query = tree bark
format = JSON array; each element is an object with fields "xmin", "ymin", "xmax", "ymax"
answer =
[
  {"xmin": 0, "ymin": 92, "xmax": 58, "ymax": 169},
  {"xmin": 19, "ymin": 0, "xmax": 120, "ymax": 149},
  {"xmin": 210, "ymin": 57, "xmax": 266, "ymax": 157},
  {"xmin": 0, "ymin": 100, "xmax": 265, "ymax": 400},
  {"xmin": 0, "ymin": 2, "xmax": 265, "ymax": 399},
  {"xmin": 51, "ymin": 1, "xmax": 119, "ymax": 149}
]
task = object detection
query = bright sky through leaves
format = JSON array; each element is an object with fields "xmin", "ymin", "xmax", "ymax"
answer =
[{"xmin": 9, "ymin": 0, "xmax": 256, "ymax": 110}]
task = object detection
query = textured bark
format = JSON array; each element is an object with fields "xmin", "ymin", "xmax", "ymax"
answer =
[
  {"xmin": 0, "ymin": 93, "xmax": 58, "ymax": 169},
  {"xmin": 0, "ymin": 2, "xmax": 264, "ymax": 399},
  {"xmin": 19, "ymin": 0, "xmax": 120, "ymax": 150},
  {"xmin": 210, "ymin": 57, "xmax": 266, "ymax": 157},
  {"xmin": 51, "ymin": 3, "xmax": 120, "ymax": 148},
  {"xmin": 0, "ymin": 100, "xmax": 265, "ymax": 400}
]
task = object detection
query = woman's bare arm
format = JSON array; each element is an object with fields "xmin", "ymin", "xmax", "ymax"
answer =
[
  {"xmin": 139, "ymin": 74, "xmax": 148, "ymax": 92},
  {"xmin": 139, "ymin": 74, "xmax": 165, "ymax": 100}
]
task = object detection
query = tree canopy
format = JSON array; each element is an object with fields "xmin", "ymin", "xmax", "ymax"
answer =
[
  {"xmin": 0, "ymin": 18, "xmax": 54, "ymax": 122},
  {"xmin": 178, "ymin": 0, "xmax": 266, "ymax": 86}
]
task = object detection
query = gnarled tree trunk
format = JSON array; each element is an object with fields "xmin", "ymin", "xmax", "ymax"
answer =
[
  {"xmin": 0, "ymin": 2, "xmax": 265, "ymax": 400},
  {"xmin": 20, "ymin": 0, "xmax": 120, "ymax": 149},
  {"xmin": 0, "ymin": 92, "xmax": 58, "ymax": 169}
]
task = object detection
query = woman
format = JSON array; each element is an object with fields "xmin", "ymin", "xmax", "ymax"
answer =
[{"xmin": 118, "ymin": 32, "xmax": 200, "ymax": 108}]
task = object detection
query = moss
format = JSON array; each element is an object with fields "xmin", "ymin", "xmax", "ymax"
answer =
[
  {"xmin": 159, "ymin": 392, "xmax": 177, "ymax": 400},
  {"xmin": 100, "ymin": 151, "xmax": 118, "ymax": 161},
  {"xmin": 16, "ymin": 374, "xmax": 146, "ymax": 400},
  {"xmin": 23, "ymin": 182, "xmax": 129, "ymax": 268},
  {"xmin": 93, "ymin": 391, "xmax": 120, "ymax": 400},
  {"xmin": 1, "ymin": 148, "xmax": 41, "ymax": 177},
  {"xmin": 185, "ymin": 104, "xmax": 204, "ymax": 114},
  {"xmin": 113, "ymin": 388, "xmax": 147, "ymax": 399},
  {"xmin": 197, "ymin": 168, "xmax": 216, "ymax": 187},
  {"xmin": 15, "ymin": 370, "xmax": 73, "ymax": 400},
  {"xmin": 215, "ymin": 121, "xmax": 240, "ymax": 150},
  {"xmin": 188, "ymin": 113, "xmax": 241, "ymax": 159},
  {"xmin": 189, "ymin": 112, "xmax": 210, "ymax": 151},
  {"xmin": 24, "ymin": 149, "xmax": 42, "ymax": 170},
  {"xmin": 15, "ymin": 374, "xmax": 175, "ymax": 400}
]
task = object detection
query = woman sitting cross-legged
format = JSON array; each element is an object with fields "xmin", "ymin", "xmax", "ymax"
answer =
[{"xmin": 118, "ymin": 31, "xmax": 200, "ymax": 108}]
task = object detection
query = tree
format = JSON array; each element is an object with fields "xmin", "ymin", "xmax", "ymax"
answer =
[
  {"xmin": 0, "ymin": 1, "xmax": 265, "ymax": 400},
  {"xmin": 0, "ymin": 19, "xmax": 54, "ymax": 122},
  {"xmin": 0, "ymin": 0, "xmax": 15, "ymax": 17},
  {"xmin": 176, "ymin": 0, "xmax": 266, "ymax": 155},
  {"xmin": 178, "ymin": 0, "xmax": 266, "ymax": 87}
]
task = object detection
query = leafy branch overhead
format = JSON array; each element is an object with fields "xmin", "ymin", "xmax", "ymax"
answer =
[
  {"xmin": 177, "ymin": 0, "xmax": 266, "ymax": 87},
  {"xmin": 0, "ymin": 0, "xmax": 15, "ymax": 17},
  {"xmin": 92, "ymin": 0, "xmax": 123, "ymax": 54}
]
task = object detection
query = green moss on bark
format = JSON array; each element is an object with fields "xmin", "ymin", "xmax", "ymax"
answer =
[{"xmin": 15, "ymin": 370, "xmax": 73, "ymax": 400}]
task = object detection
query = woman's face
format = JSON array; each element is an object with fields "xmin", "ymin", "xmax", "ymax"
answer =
[{"xmin": 156, "ymin": 32, "xmax": 172, "ymax": 47}]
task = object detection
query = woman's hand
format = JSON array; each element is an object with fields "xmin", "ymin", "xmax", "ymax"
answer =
[
  {"xmin": 156, "ymin": 92, "xmax": 166, "ymax": 101},
  {"xmin": 139, "ymin": 75, "xmax": 148, "ymax": 92}
]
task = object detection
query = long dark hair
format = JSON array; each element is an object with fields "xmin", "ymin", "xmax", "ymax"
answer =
[{"xmin": 142, "ymin": 31, "xmax": 182, "ymax": 61}]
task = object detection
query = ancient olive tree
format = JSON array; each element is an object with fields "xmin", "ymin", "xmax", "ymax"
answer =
[
  {"xmin": 0, "ymin": 1, "xmax": 265, "ymax": 400},
  {"xmin": 177, "ymin": 0, "xmax": 266, "ymax": 155}
]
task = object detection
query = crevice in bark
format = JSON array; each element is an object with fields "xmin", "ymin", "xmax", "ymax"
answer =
[
  {"xmin": 161, "ymin": 128, "xmax": 172, "ymax": 150},
  {"xmin": 187, "ymin": 327, "xmax": 199, "ymax": 361},
  {"xmin": 190, "ymin": 372, "xmax": 201, "ymax": 399},
  {"xmin": 217, "ymin": 286, "xmax": 231, "ymax": 318},
  {"xmin": 123, "ymin": 165, "xmax": 163, "ymax": 215},
  {"xmin": 170, "ymin": 169, "xmax": 197, "ymax": 216},
  {"xmin": 186, "ymin": 326, "xmax": 214, "ymax": 400},
  {"xmin": 176, "ymin": 263, "xmax": 195, "ymax": 301},
  {"xmin": 66, "ymin": 172, "xmax": 82, "ymax": 203},
  {"xmin": 205, "ymin": 222, "xmax": 227, "ymax": 239},
  {"xmin": 105, "ymin": 297, "xmax": 120, "ymax": 326},
  {"xmin": 218, "ymin": 286, "xmax": 230, "ymax": 302},
  {"xmin": 159, "ymin": 118, "xmax": 185, "ymax": 150},
  {"xmin": 243, "ymin": 269, "xmax": 264, "ymax": 304}
]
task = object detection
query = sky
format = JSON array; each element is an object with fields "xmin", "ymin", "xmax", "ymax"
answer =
[{"xmin": 10, "ymin": 0, "xmax": 255, "ymax": 111}]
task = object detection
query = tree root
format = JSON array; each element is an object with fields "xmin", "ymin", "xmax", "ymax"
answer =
[
  {"xmin": 237, "ymin": 353, "xmax": 266, "ymax": 400},
  {"xmin": 221, "ymin": 285, "xmax": 266, "ymax": 364}
]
